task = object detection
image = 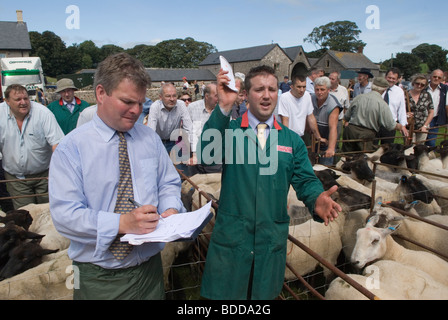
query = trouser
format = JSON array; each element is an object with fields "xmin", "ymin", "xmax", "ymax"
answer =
[
  {"xmin": 0, "ymin": 162, "xmax": 14, "ymax": 212},
  {"xmin": 73, "ymin": 253, "xmax": 165, "ymax": 300},
  {"xmin": 377, "ymin": 126, "xmax": 396, "ymax": 145},
  {"xmin": 4, "ymin": 170, "xmax": 49, "ymax": 209},
  {"xmin": 342, "ymin": 124, "xmax": 377, "ymax": 153},
  {"xmin": 425, "ymin": 118, "xmax": 439, "ymax": 147}
]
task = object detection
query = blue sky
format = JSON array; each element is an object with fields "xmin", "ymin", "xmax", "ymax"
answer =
[{"xmin": 1, "ymin": 0, "xmax": 446, "ymax": 63}]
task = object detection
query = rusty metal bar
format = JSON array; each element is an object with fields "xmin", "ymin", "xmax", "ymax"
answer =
[
  {"xmin": 384, "ymin": 204, "xmax": 448, "ymax": 231},
  {"xmin": 282, "ymin": 283, "xmax": 301, "ymax": 300},
  {"xmin": 0, "ymin": 177, "xmax": 48, "ymax": 184},
  {"xmin": 288, "ymin": 234, "xmax": 381, "ymax": 300},
  {"xmin": 0, "ymin": 193, "xmax": 48, "ymax": 201},
  {"xmin": 285, "ymin": 262, "xmax": 325, "ymax": 300},
  {"xmin": 394, "ymin": 234, "xmax": 448, "ymax": 261},
  {"xmin": 177, "ymin": 169, "xmax": 219, "ymax": 212},
  {"xmin": 372, "ymin": 162, "xmax": 448, "ymax": 180}
]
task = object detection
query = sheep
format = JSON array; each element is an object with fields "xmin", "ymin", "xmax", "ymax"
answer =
[
  {"xmin": 19, "ymin": 203, "xmax": 70, "ymax": 257},
  {"xmin": 0, "ymin": 249, "xmax": 72, "ymax": 300},
  {"xmin": 415, "ymin": 174, "xmax": 448, "ymax": 215},
  {"xmin": 0, "ymin": 240, "xmax": 58, "ymax": 280},
  {"xmin": 326, "ymin": 260, "xmax": 448, "ymax": 300},
  {"xmin": 285, "ymin": 187, "xmax": 371, "ymax": 281},
  {"xmin": 0, "ymin": 209, "xmax": 33, "ymax": 230},
  {"xmin": 365, "ymin": 200, "xmax": 448, "ymax": 261},
  {"xmin": 351, "ymin": 213, "xmax": 448, "ymax": 286},
  {"xmin": 437, "ymin": 140, "xmax": 448, "ymax": 169},
  {"xmin": 413, "ymin": 144, "xmax": 448, "ymax": 182},
  {"xmin": 0, "ymin": 221, "xmax": 45, "ymax": 269}
]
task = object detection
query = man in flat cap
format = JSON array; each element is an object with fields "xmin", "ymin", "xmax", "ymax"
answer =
[
  {"xmin": 47, "ymin": 78, "xmax": 90, "ymax": 134},
  {"xmin": 342, "ymin": 77, "xmax": 403, "ymax": 153},
  {"xmin": 353, "ymin": 68, "xmax": 374, "ymax": 98}
]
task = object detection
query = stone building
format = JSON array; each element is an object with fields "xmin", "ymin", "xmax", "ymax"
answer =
[
  {"xmin": 198, "ymin": 44, "xmax": 293, "ymax": 79},
  {"xmin": 312, "ymin": 49, "xmax": 381, "ymax": 78},
  {"xmin": 0, "ymin": 10, "xmax": 32, "ymax": 59}
]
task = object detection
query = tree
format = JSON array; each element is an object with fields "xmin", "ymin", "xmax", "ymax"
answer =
[
  {"xmin": 127, "ymin": 38, "xmax": 217, "ymax": 68},
  {"xmin": 412, "ymin": 43, "xmax": 448, "ymax": 71},
  {"xmin": 304, "ymin": 21, "xmax": 366, "ymax": 53},
  {"xmin": 29, "ymin": 31, "xmax": 69, "ymax": 77},
  {"xmin": 381, "ymin": 53, "xmax": 421, "ymax": 79}
]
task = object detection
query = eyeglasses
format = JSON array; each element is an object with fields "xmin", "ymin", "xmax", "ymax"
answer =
[
  {"xmin": 432, "ymin": 76, "xmax": 443, "ymax": 80},
  {"xmin": 181, "ymin": 98, "xmax": 192, "ymax": 102},
  {"xmin": 414, "ymin": 82, "xmax": 426, "ymax": 87}
]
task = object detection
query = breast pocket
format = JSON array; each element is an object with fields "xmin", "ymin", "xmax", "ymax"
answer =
[{"xmin": 139, "ymin": 158, "xmax": 159, "ymax": 195}]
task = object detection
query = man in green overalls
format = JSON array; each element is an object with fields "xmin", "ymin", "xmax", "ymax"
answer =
[{"xmin": 199, "ymin": 66, "xmax": 342, "ymax": 300}]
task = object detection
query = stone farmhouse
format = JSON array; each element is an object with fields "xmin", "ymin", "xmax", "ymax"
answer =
[
  {"xmin": 198, "ymin": 43, "xmax": 312, "ymax": 80},
  {"xmin": 0, "ymin": 10, "xmax": 32, "ymax": 60}
]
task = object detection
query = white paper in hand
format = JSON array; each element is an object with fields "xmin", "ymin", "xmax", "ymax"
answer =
[
  {"xmin": 219, "ymin": 56, "xmax": 238, "ymax": 92},
  {"xmin": 120, "ymin": 201, "xmax": 213, "ymax": 245}
]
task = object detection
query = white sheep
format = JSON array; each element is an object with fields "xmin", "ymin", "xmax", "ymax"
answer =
[
  {"xmin": 414, "ymin": 145, "xmax": 448, "ymax": 182},
  {"xmin": 351, "ymin": 214, "xmax": 448, "ymax": 286},
  {"xmin": 326, "ymin": 260, "xmax": 448, "ymax": 300},
  {"xmin": 285, "ymin": 215, "xmax": 343, "ymax": 281},
  {"xmin": 370, "ymin": 203, "xmax": 448, "ymax": 261}
]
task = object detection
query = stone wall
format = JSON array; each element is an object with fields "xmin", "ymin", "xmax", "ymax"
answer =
[{"xmin": 46, "ymin": 86, "xmax": 202, "ymax": 105}]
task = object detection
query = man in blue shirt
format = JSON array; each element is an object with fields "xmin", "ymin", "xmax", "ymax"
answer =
[{"xmin": 49, "ymin": 53, "xmax": 185, "ymax": 300}]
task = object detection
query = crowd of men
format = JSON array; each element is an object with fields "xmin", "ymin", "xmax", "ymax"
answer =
[{"xmin": 0, "ymin": 51, "xmax": 447, "ymax": 300}]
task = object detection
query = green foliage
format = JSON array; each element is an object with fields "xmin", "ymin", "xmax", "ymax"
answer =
[
  {"xmin": 304, "ymin": 21, "xmax": 366, "ymax": 53},
  {"xmin": 412, "ymin": 43, "xmax": 448, "ymax": 71},
  {"xmin": 29, "ymin": 31, "xmax": 217, "ymax": 77}
]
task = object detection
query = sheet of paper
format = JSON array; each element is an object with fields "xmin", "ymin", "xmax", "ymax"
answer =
[
  {"xmin": 121, "ymin": 201, "xmax": 213, "ymax": 245},
  {"xmin": 220, "ymin": 55, "xmax": 238, "ymax": 92}
]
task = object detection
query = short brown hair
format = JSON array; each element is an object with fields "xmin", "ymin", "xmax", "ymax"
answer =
[
  {"xmin": 245, "ymin": 65, "xmax": 278, "ymax": 92},
  {"xmin": 94, "ymin": 53, "xmax": 151, "ymax": 97},
  {"xmin": 4, "ymin": 84, "xmax": 28, "ymax": 100}
]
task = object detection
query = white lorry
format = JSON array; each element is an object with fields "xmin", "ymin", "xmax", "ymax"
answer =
[{"xmin": 0, "ymin": 57, "xmax": 46, "ymax": 102}]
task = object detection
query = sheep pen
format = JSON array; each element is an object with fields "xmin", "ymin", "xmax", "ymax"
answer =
[{"xmin": 0, "ymin": 143, "xmax": 447, "ymax": 300}]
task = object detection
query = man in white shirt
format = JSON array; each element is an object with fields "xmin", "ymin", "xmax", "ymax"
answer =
[
  {"xmin": 306, "ymin": 67, "xmax": 324, "ymax": 94},
  {"xmin": 329, "ymin": 71, "xmax": 349, "ymax": 142},
  {"xmin": 278, "ymin": 74, "xmax": 324, "ymax": 143},
  {"xmin": 187, "ymin": 83, "xmax": 221, "ymax": 174},
  {"xmin": 379, "ymin": 68, "xmax": 409, "ymax": 144},
  {"xmin": 146, "ymin": 83, "xmax": 193, "ymax": 165}
]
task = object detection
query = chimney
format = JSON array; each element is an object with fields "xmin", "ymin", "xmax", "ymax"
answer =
[
  {"xmin": 16, "ymin": 10, "xmax": 24, "ymax": 24},
  {"xmin": 357, "ymin": 46, "xmax": 364, "ymax": 54}
]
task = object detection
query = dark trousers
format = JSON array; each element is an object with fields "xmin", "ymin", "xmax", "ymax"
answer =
[{"xmin": 342, "ymin": 124, "xmax": 377, "ymax": 153}]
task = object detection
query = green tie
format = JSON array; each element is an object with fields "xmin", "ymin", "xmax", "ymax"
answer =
[{"xmin": 109, "ymin": 132, "xmax": 134, "ymax": 260}]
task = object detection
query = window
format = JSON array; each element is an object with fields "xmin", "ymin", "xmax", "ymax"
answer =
[{"xmin": 326, "ymin": 60, "xmax": 330, "ymax": 68}]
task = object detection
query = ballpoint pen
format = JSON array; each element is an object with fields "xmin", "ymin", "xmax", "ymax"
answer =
[{"xmin": 128, "ymin": 198, "xmax": 164, "ymax": 220}]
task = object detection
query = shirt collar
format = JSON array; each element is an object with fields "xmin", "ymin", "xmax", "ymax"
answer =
[
  {"xmin": 241, "ymin": 110, "xmax": 282, "ymax": 130},
  {"xmin": 93, "ymin": 113, "xmax": 137, "ymax": 143}
]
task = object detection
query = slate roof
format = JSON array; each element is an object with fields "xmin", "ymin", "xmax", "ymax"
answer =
[
  {"xmin": 283, "ymin": 46, "xmax": 303, "ymax": 61},
  {"xmin": 325, "ymin": 50, "xmax": 379, "ymax": 70},
  {"xmin": 0, "ymin": 21, "xmax": 32, "ymax": 50},
  {"xmin": 199, "ymin": 44, "xmax": 280, "ymax": 66},
  {"xmin": 76, "ymin": 68, "xmax": 217, "ymax": 82},
  {"xmin": 146, "ymin": 68, "xmax": 216, "ymax": 82}
]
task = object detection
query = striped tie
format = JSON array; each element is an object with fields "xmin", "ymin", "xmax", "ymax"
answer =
[{"xmin": 109, "ymin": 132, "xmax": 134, "ymax": 260}]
